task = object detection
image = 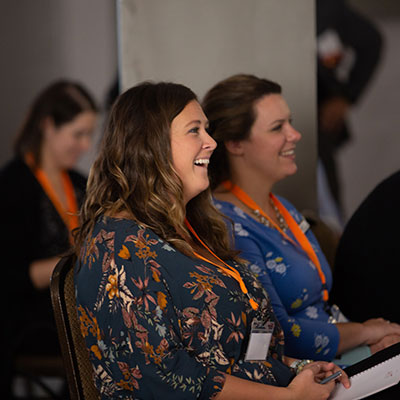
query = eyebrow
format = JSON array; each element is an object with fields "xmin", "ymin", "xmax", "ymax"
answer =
[
  {"xmin": 184, "ymin": 119, "xmax": 208, "ymax": 128},
  {"xmin": 270, "ymin": 115, "xmax": 292, "ymax": 126}
]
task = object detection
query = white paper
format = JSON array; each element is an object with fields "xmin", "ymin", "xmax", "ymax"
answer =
[{"xmin": 329, "ymin": 354, "xmax": 400, "ymax": 400}]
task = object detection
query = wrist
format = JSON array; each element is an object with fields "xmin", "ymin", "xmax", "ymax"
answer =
[
  {"xmin": 359, "ymin": 321, "xmax": 372, "ymax": 344},
  {"xmin": 289, "ymin": 359, "xmax": 313, "ymax": 375}
]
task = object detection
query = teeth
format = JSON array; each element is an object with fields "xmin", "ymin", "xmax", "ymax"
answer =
[
  {"xmin": 280, "ymin": 149, "xmax": 295, "ymax": 156},
  {"xmin": 194, "ymin": 159, "xmax": 210, "ymax": 165}
]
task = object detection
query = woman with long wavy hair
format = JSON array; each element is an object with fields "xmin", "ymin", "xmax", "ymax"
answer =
[{"xmin": 74, "ymin": 81, "xmax": 348, "ymax": 399}]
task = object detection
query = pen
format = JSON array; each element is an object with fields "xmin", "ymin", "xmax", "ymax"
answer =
[{"xmin": 320, "ymin": 370, "xmax": 342, "ymax": 384}]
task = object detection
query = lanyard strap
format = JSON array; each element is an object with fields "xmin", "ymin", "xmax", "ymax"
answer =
[
  {"xmin": 184, "ymin": 218, "xmax": 258, "ymax": 310},
  {"xmin": 222, "ymin": 181, "xmax": 329, "ymax": 301},
  {"xmin": 25, "ymin": 155, "xmax": 79, "ymax": 241}
]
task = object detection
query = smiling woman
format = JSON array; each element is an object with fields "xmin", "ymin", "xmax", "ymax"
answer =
[
  {"xmin": 73, "ymin": 80, "xmax": 348, "ymax": 399},
  {"xmin": 170, "ymin": 100, "xmax": 216, "ymax": 204},
  {"xmin": 203, "ymin": 73, "xmax": 400, "ymax": 365}
]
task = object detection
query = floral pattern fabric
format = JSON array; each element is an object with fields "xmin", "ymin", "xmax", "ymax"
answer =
[
  {"xmin": 214, "ymin": 196, "xmax": 340, "ymax": 361},
  {"xmin": 75, "ymin": 216, "xmax": 294, "ymax": 399}
]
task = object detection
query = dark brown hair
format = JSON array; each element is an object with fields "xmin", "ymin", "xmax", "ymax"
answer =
[
  {"xmin": 75, "ymin": 81, "xmax": 238, "ymax": 261},
  {"xmin": 14, "ymin": 80, "xmax": 98, "ymax": 165},
  {"xmin": 202, "ymin": 74, "xmax": 281, "ymax": 189}
]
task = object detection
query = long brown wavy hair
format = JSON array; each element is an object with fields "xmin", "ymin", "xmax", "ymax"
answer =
[
  {"xmin": 74, "ymin": 81, "xmax": 238, "ymax": 261},
  {"xmin": 202, "ymin": 74, "xmax": 281, "ymax": 189}
]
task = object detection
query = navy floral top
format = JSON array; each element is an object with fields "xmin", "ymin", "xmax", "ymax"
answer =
[{"xmin": 75, "ymin": 216, "xmax": 294, "ymax": 399}]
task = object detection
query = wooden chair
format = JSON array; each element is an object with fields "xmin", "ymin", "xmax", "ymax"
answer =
[
  {"xmin": 50, "ymin": 255, "xmax": 100, "ymax": 400},
  {"xmin": 302, "ymin": 209, "xmax": 341, "ymax": 272}
]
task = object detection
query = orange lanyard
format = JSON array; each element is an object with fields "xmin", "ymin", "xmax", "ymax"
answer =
[
  {"xmin": 222, "ymin": 181, "xmax": 329, "ymax": 302},
  {"xmin": 25, "ymin": 155, "xmax": 79, "ymax": 241},
  {"xmin": 185, "ymin": 218, "xmax": 259, "ymax": 310}
]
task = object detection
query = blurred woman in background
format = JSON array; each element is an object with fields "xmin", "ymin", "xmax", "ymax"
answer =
[{"xmin": 0, "ymin": 80, "xmax": 97, "ymax": 393}]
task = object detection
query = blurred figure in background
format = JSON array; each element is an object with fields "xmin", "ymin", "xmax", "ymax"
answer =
[
  {"xmin": 0, "ymin": 80, "xmax": 98, "ymax": 396},
  {"xmin": 317, "ymin": 0, "xmax": 383, "ymax": 229},
  {"xmin": 332, "ymin": 169, "xmax": 400, "ymax": 325},
  {"xmin": 331, "ymin": 169, "xmax": 400, "ymax": 400}
]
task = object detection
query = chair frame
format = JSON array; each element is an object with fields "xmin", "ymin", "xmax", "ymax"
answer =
[{"xmin": 50, "ymin": 255, "xmax": 99, "ymax": 399}]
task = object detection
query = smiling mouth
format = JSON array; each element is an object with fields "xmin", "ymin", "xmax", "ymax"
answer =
[
  {"xmin": 194, "ymin": 159, "xmax": 210, "ymax": 166},
  {"xmin": 280, "ymin": 149, "xmax": 295, "ymax": 157}
]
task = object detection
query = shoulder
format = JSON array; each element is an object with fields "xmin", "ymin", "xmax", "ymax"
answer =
[
  {"xmin": 274, "ymin": 195, "xmax": 304, "ymax": 223},
  {"xmin": 341, "ymin": 171, "xmax": 400, "ymax": 235},
  {"xmin": 0, "ymin": 158, "xmax": 39, "ymax": 204},
  {"xmin": 92, "ymin": 217, "xmax": 161, "ymax": 244},
  {"xmin": 350, "ymin": 170, "xmax": 400, "ymax": 220},
  {"xmin": 368, "ymin": 171, "xmax": 400, "ymax": 200},
  {"xmin": 274, "ymin": 195, "xmax": 298, "ymax": 211},
  {"xmin": 88, "ymin": 217, "xmax": 171, "ymax": 267},
  {"xmin": 0, "ymin": 157, "xmax": 32, "ymax": 184},
  {"xmin": 213, "ymin": 197, "xmax": 249, "ymax": 221},
  {"xmin": 67, "ymin": 169, "xmax": 87, "ymax": 190}
]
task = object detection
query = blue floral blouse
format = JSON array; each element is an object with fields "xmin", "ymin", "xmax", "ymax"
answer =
[
  {"xmin": 214, "ymin": 196, "xmax": 340, "ymax": 361},
  {"xmin": 74, "ymin": 216, "xmax": 294, "ymax": 399}
]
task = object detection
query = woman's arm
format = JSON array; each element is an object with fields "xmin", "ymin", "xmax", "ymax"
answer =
[
  {"xmin": 233, "ymin": 236, "xmax": 339, "ymax": 360},
  {"xmin": 217, "ymin": 363, "xmax": 349, "ymax": 400},
  {"xmin": 234, "ymin": 231, "xmax": 400, "ymax": 358},
  {"xmin": 29, "ymin": 256, "xmax": 60, "ymax": 289},
  {"xmin": 336, "ymin": 320, "xmax": 400, "ymax": 354}
]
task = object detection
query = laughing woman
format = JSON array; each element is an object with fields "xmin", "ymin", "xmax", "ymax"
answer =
[
  {"xmin": 73, "ymin": 81, "xmax": 348, "ymax": 399},
  {"xmin": 203, "ymin": 74, "xmax": 400, "ymax": 365}
]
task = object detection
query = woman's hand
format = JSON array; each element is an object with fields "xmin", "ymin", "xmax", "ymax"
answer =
[
  {"xmin": 370, "ymin": 334, "xmax": 400, "ymax": 354},
  {"xmin": 304, "ymin": 362, "xmax": 350, "ymax": 386},
  {"xmin": 336, "ymin": 320, "xmax": 400, "ymax": 355},
  {"xmin": 363, "ymin": 318, "xmax": 400, "ymax": 346},
  {"xmin": 287, "ymin": 362, "xmax": 350, "ymax": 400}
]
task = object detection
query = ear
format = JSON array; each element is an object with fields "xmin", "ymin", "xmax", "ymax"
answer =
[
  {"xmin": 41, "ymin": 116, "xmax": 56, "ymax": 138},
  {"xmin": 225, "ymin": 140, "xmax": 244, "ymax": 156}
]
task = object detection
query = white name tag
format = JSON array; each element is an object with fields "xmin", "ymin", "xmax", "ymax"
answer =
[
  {"xmin": 299, "ymin": 219, "xmax": 310, "ymax": 233},
  {"xmin": 330, "ymin": 304, "xmax": 349, "ymax": 323},
  {"xmin": 244, "ymin": 320, "xmax": 274, "ymax": 361}
]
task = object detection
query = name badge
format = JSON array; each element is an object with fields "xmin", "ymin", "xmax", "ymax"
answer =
[
  {"xmin": 299, "ymin": 218, "xmax": 310, "ymax": 233},
  {"xmin": 329, "ymin": 304, "xmax": 349, "ymax": 323},
  {"xmin": 244, "ymin": 320, "xmax": 275, "ymax": 361}
]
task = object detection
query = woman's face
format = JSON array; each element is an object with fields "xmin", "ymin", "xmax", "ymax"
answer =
[
  {"xmin": 170, "ymin": 100, "xmax": 217, "ymax": 204},
  {"xmin": 43, "ymin": 111, "xmax": 97, "ymax": 169},
  {"xmin": 239, "ymin": 94, "xmax": 301, "ymax": 185}
]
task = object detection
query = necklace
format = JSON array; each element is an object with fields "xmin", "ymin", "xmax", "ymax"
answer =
[
  {"xmin": 252, "ymin": 200, "xmax": 288, "ymax": 232},
  {"xmin": 222, "ymin": 180, "xmax": 329, "ymax": 301}
]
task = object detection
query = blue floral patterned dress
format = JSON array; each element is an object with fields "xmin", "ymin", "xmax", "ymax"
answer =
[
  {"xmin": 74, "ymin": 216, "xmax": 294, "ymax": 399},
  {"xmin": 214, "ymin": 196, "xmax": 340, "ymax": 361}
]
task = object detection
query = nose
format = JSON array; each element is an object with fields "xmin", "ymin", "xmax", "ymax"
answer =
[
  {"xmin": 286, "ymin": 125, "xmax": 302, "ymax": 143},
  {"xmin": 202, "ymin": 130, "xmax": 217, "ymax": 151}
]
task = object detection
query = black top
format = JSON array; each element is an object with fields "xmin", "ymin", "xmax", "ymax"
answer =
[
  {"xmin": 0, "ymin": 157, "xmax": 86, "ymax": 356},
  {"xmin": 331, "ymin": 170, "xmax": 400, "ymax": 324}
]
